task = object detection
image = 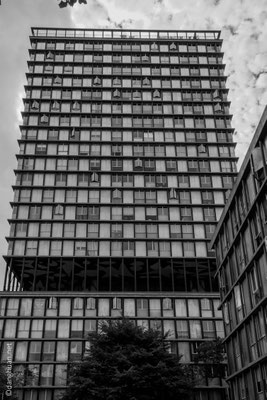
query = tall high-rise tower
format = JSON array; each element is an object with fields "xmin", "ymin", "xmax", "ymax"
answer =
[{"xmin": 1, "ymin": 28, "xmax": 237, "ymax": 400}]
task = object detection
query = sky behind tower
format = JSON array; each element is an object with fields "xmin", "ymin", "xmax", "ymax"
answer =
[{"xmin": 0, "ymin": 0, "xmax": 266, "ymax": 286}]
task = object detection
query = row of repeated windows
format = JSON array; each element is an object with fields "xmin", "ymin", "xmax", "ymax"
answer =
[
  {"xmin": 31, "ymin": 28, "xmax": 220, "ymax": 39},
  {"xmin": 26, "ymin": 101, "xmax": 229, "ymax": 115},
  {"xmin": 24, "ymin": 114, "xmax": 232, "ymax": 129},
  {"xmin": 31, "ymin": 52, "xmax": 222, "ymax": 65},
  {"xmin": 0, "ymin": 296, "xmax": 221, "ymax": 318},
  {"xmin": 9, "ymin": 240, "xmax": 210, "ymax": 258},
  {"xmin": 221, "ymin": 254, "xmax": 267, "ymax": 335},
  {"xmin": 215, "ymin": 167, "xmax": 267, "ymax": 267},
  {"xmin": 14, "ymin": 188, "xmax": 227, "ymax": 205},
  {"xmin": 226, "ymin": 307, "xmax": 267, "ymax": 376},
  {"xmin": 26, "ymin": 88, "xmax": 228, "ymax": 102},
  {"xmin": 17, "ymin": 158, "xmax": 236, "ymax": 174},
  {"xmin": 1, "ymin": 339, "xmax": 222, "ymax": 372},
  {"xmin": 213, "ymin": 142, "xmax": 267, "ymax": 271},
  {"xmin": 20, "ymin": 128, "xmax": 233, "ymax": 143},
  {"xmin": 231, "ymin": 366, "xmax": 267, "ymax": 400},
  {"xmin": 0, "ymin": 318, "xmax": 223, "ymax": 342},
  {"xmin": 10, "ymin": 221, "xmax": 216, "ymax": 240},
  {"xmin": 11, "ymin": 204, "xmax": 223, "ymax": 222},
  {"xmin": 14, "ymin": 173, "xmax": 234, "ymax": 189},
  {"xmin": 5, "ymin": 256, "xmax": 218, "ymax": 292},
  {"xmin": 29, "ymin": 64, "xmax": 225, "ymax": 77},
  {"xmin": 218, "ymin": 215, "xmax": 266, "ymax": 298},
  {"xmin": 33, "ymin": 41, "xmax": 221, "ymax": 53},
  {"xmin": 18, "ymin": 143, "xmax": 235, "ymax": 158},
  {"xmin": 28, "ymin": 77, "xmax": 226, "ymax": 90}
]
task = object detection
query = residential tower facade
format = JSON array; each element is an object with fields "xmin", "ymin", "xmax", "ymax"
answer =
[
  {"xmin": 0, "ymin": 28, "xmax": 237, "ymax": 400},
  {"xmin": 212, "ymin": 108, "xmax": 267, "ymax": 400}
]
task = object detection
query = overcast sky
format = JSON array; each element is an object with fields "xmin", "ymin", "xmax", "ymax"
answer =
[{"xmin": 0, "ymin": 0, "xmax": 266, "ymax": 288}]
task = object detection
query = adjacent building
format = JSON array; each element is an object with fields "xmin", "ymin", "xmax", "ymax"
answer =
[
  {"xmin": 0, "ymin": 28, "xmax": 237, "ymax": 400},
  {"xmin": 211, "ymin": 107, "xmax": 267, "ymax": 399}
]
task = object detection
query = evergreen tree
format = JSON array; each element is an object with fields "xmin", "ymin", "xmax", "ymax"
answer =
[
  {"xmin": 62, "ymin": 319, "xmax": 194, "ymax": 400},
  {"xmin": 194, "ymin": 338, "xmax": 226, "ymax": 379}
]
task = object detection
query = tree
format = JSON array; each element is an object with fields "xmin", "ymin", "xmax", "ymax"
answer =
[
  {"xmin": 194, "ymin": 338, "xmax": 227, "ymax": 379},
  {"xmin": 0, "ymin": 364, "xmax": 18, "ymax": 400},
  {"xmin": 58, "ymin": 0, "xmax": 87, "ymax": 8},
  {"xmin": 62, "ymin": 319, "xmax": 194, "ymax": 400},
  {"xmin": 0, "ymin": 364, "xmax": 38, "ymax": 400}
]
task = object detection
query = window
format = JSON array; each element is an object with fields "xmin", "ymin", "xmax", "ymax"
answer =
[
  {"xmin": 77, "ymin": 206, "xmax": 88, "ymax": 220},
  {"xmin": 112, "ymin": 224, "xmax": 122, "ymax": 238},
  {"xmin": 179, "ymin": 191, "xmax": 190, "ymax": 204},
  {"xmin": 133, "ymin": 131, "xmax": 143, "ymax": 141},
  {"xmin": 90, "ymin": 159, "xmax": 101, "ymax": 170},
  {"xmin": 112, "ymin": 159, "xmax": 123, "ymax": 171},
  {"xmin": 181, "ymin": 208, "xmax": 192, "ymax": 221},
  {"xmin": 169, "ymin": 188, "xmax": 178, "ymax": 200},
  {"xmin": 222, "ymin": 176, "xmax": 233, "ymax": 188},
  {"xmin": 112, "ymin": 145, "xmax": 122, "ymax": 156},
  {"xmin": 204, "ymin": 208, "xmax": 216, "ymax": 221},
  {"xmin": 158, "ymin": 207, "xmax": 168, "ymax": 220},
  {"xmin": 166, "ymin": 160, "xmax": 176, "ymax": 171},
  {"xmin": 144, "ymin": 160, "xmax": 155, "ymax": 171},
  {"xmin": 200, "ymin": 176, "xmax": 211, "ymax": 188},
  {"xmin": 112, "ymin": 298, "xmax": 122, "ymax": 310},
  {"xmin": 198, "ymin": 144, "xmax": 207, "ymax": 154},
  {"xmin": 78, "ymin": 174, "xmax": 89, "ymax": 186},
  {"xmin": 177, "ymin": 320, "xmax": 189, "ymax": 338},
  {"xmin": 170, "ymin": 224, "xmax": 181, "ymax": 238},
  {"xmin": 205, "ymin": 224, "xmax": 215, "ymax": 239},
  {"xmin": 163, "ymin": 298, "xmax": 172, "ymax": 310},
  {"xmin": 156, "ymin": 175, "xmax": 167, "ymax": 187},
  {"xmin": 91, "ymin": 173, "xmax": 99, "ymax": 183},
  {"xmin": 146, "ymin": 191, "xmax": 156, "ymax": 203},
  {"xmin": 87, "ymin": 298, "xmax": 96, "ymax": 309},
  {"xmin": 250, "ymin": 267, "xmax": 259, "ymax": 294},
  {"xmin": 87, "ymin": 241, "xmax": 98, "ymax": 256},
  {"xmin": 112, "ymin": 131, "xmax": 122, "ymax": 141},
  {"xmin": 112, "ymin": 189, "xmax": 122, "ymax": 202},
  {"xmin": 135, "ymin": 224, "xmax": 146, "ymax": 238},
  {"xmin": 178, "ymin": 176, "xmax": 189, "ymax": 188},
  {"xmin": 144, "ymin": 132, "xmax": 153, "ymax": 141},
  {"xmin": 223, "ymin": 303, "xmax": 230, "ymax": 324},
  {"xmin": 73, "ymin": 298, "xmax": 83, "ymax": 310},
  {"xmin": 202, "ymin": 320, "xmax": 216, "ymax": 338},
  {"xmin": 88, "ymin": 206, "xmax": 99, "ymax": 220},
  {"xmin": 188, "ymin": 161, "xmax": 198, "ymax": 171},
  {"xmin": 147, "ymin": 241, "xmax": 158, "ymax": 255},
  {"xmin": 182, "ymin": 225, "xmax": 193, "ymax": 238},
  {"xmin": 48, "ymin": 297, "xmax": 57, "ymax": 310},
  {"xmin": 123, "ymin": 207, "xmax": 134, "ymax": 220},
  {"xmin": 234, "ymin": 286, "xmax": 242, "ymax": 310},
  {"xmin": 153, "ymin": 90, "xmax": 161, "ymax": 99},
  {"xmin": 35, "ymin": 144, "xmax": 47, "ymax": 154},
  {"xmin": 146, "ymin": 208, "xmax": 157, "ymax": 221},
  {"xmin": 29, "ymin": 206, "xmax": 41, "ymax": 219},
  {"xmin": 54, "ymin": 204, "xmax": 63, "ymax": 217},
  {"xmin": 42, "ymin": 343, "xmax": 55, "ymax": 363},
  {"xmin": 202, "ymin": 191, "xmax": 213, "ymax": 204}
]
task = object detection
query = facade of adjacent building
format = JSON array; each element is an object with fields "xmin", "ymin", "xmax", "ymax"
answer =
[
  {"xmin": 211, "ymin": 107, "xmax": 267, "ymax": 400},
  {"xmin": 0, "ymin": 28, "xmax": 237, "ymax": 400}
]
